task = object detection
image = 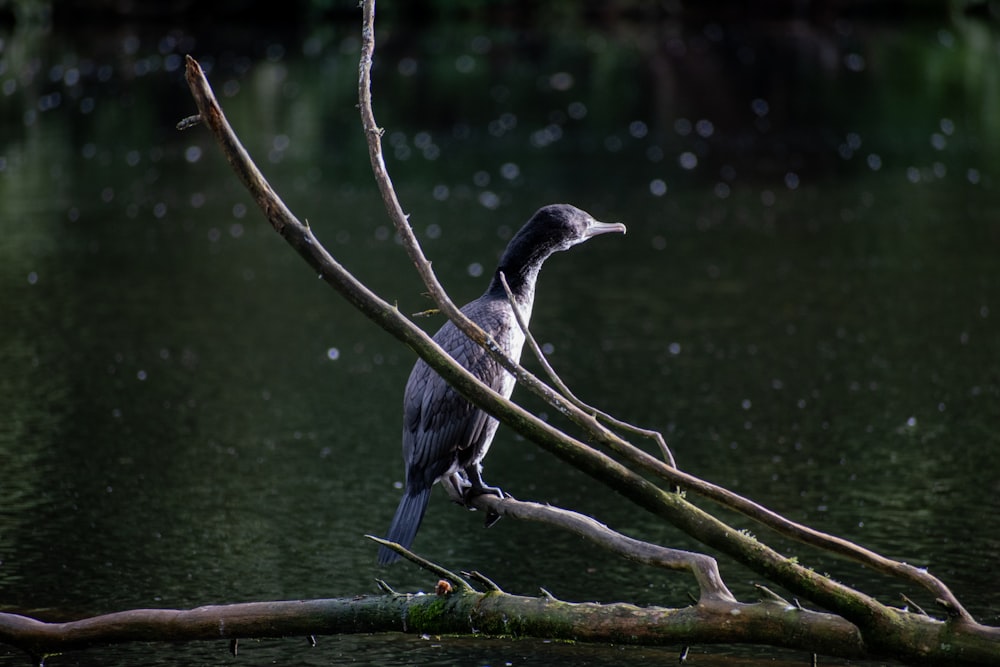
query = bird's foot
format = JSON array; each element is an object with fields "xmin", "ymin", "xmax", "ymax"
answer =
[
  {"xmin": 443, "ymin": 472, "xmax": 471, "ymax": 504},
  {"xmin": 462, "ymin": 484, "xmax": 510, "ymax": 528},
  {"xmin": 484, "ymin": 509, "xmax": 502, "ymax": 528},
  {"xmin": 464, "ymin": 483, "xmax": 505, "ymax": 501}
]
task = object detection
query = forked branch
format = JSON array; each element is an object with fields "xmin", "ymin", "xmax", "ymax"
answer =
[
  {"xmin": 468, "ymin": 494, "xmax": 734, "ymax": 603},
  {"xmin": 497, "ymin": 271, "xmax": 677, "ymax": 466},
  {"xmin": 178, "ymin": 36, "xmax": 995, "ymax": 664},
  {"xmin": 0, "ymin": 10, "xmax": 994, "ymax": 665},
  {"xmin": 356, "ymin": 0, "xmax": 971, "ymax": 624},
  {"xmin": 181, "ymin": 51, "xmax": 748, "ymax": 606}
]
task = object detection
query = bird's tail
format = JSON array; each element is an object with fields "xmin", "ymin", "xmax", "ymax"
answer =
[{"xmin": 377, "ymin": 487, "xmax": 432, "ymax": 565}]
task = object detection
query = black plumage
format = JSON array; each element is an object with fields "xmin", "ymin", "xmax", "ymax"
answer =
[{"xmin": 377, "ymin": 204, "xmax": 626, "ymax": 565}]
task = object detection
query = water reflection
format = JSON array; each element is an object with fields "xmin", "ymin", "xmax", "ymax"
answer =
[{"xmin": 1, "ymin": 10, "xmax": 999, "ymax": 666}]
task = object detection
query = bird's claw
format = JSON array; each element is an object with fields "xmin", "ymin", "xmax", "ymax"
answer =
[
  {"xmin": 484, "ymin": 509, "xmax": 502, "ymax": 528},
  {"xmin": 465, "ymin": 483, "xmax": 504, "ymax": 501},
  {"xmin": 463, "ymin": 484, "xmax": 508, "ymax": 527}
]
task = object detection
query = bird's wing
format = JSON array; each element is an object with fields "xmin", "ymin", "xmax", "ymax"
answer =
[{"xmin": 401, "ymin": 312, "xmax": 516, "ymax": 485}]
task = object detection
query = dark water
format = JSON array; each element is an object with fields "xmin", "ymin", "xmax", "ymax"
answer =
[{"xmin": 2, "ymin": 10, "xmax": 999, "ymax": 666}]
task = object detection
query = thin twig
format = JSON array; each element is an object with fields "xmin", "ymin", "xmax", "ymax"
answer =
[
  {"xmin": 364, "ymin": 536, "xmax": 476, "ymax": 593},
  {"xmin": 175, "ymin": 114, "xmax": 202, "ymax": 130},
  {"xmin": 754, "ymin": 584, "xmax": 792, "ymax": 607},
  {"xmin": 900, "ymin": 594, "xmax": 928, "ymax": 616},
  {"xmin": 374, "ymin": 579, "xmax": 397, "ymax": 595},
  {"xmin": 538, "ymin": 587, "xmax": 557, "ymax": 601},
  {"xmin": 498, "ymin": 271, "xmax": 677, "ymax": 467},
  {"xmin": 463, "ymin": 571, "xmax": 505, "ymax": 594}
]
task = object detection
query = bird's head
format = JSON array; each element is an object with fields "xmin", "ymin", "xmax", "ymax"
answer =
[
  {"xmin": 519, "ymin": 204, "xmax": 627, "ymax": 254},
  {"xmin": 490, "ymin": 203, "xmax": 626, "ymax": 299}
]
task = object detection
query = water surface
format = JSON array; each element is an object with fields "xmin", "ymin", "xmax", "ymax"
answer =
[{"xmin": 1, "ymin": 11, "xmax": 999, "ymax": 666}]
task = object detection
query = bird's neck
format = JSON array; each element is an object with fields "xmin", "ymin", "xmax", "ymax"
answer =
[
  {"xmin": 485, "ymin": 229, "xmax": 560, "ymax": 313},
  {"xmin": 486, "ymin": 247, "xmax": 550, "ymax": 309}
]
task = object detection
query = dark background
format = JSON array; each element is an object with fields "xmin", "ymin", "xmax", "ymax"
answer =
[{"xmin": 2, "ymin": 1, "xmax": 998, "ymax": 665}]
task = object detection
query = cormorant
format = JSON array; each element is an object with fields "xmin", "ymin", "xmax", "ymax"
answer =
[{"xmin": 377, "ymin": 204, "xmax": 626, "ymax": 565}]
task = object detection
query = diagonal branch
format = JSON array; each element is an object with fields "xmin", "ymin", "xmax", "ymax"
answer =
[
  {"xmin": 497, "ymin": 271, "xmax": 677, "ymax": 467},
  {"xmin": 179, "ymin": 53, "xmax": 741, "ymax": 603},
  {"xmin": 355, "ymin": 0, "xmax": 971, "ymax": 624},
  {"xmin": 364, "ymin": 535, "xmax": 476, "ymax": 593},
  {"xmin": 183, "ymin": 38, "xmax": 972, "ymax": 642},
  {"xmin": 356, "ymin": 0, "xmax": 649, "ymax": 465}
]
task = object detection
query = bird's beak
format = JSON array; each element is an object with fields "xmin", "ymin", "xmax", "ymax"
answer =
[{"xmin": 584, "ymin": 220, "xmax": 627, "ymax": 238}]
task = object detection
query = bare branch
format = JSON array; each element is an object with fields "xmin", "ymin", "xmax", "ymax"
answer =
[
  {"xmin": 356, "ymin": 0, "xmax": 667, "ymax": 473},
  {"xmin": 462, "ymin": 571, "xmax": 505, "ymax": 593},
  {"xmin": 0, "ymin": 592, "xmax": 879, "ymax": 662},
  {"xmin": 184, "ymin": 33, "xmax": 973, "ymax": 641},
  {"xmin": 498, "ymin": 271, "xmax": 677, "ymax": 467},
  {"xmin": 180, "ymin": 54, "xmax": 734, "ymax": 602},
  {"xmin": 364, "ymin": 535, "xmax": 475, "ymax": 593},
  {"xmin": 354, "ymin": 0, "xmax": 973, "ymax": 624},
  {"xmin": 1, "ymin": 8, "xmax": 992, "ymax": 663},
  {"xmin": 469, "ymin": 493, "xmax": 735, "ymax": 603}
]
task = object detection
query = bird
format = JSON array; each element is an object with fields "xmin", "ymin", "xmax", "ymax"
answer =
[{"xmin": 377, "ymin": 204, "xmax": 626, "ymax": 565}]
